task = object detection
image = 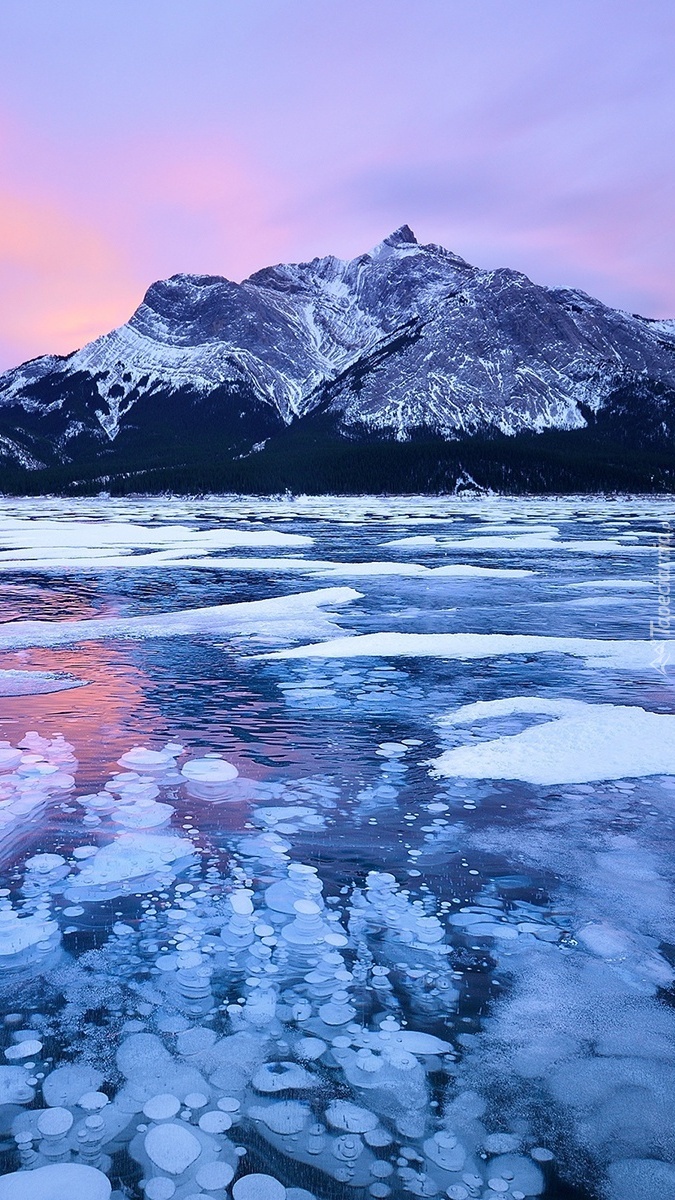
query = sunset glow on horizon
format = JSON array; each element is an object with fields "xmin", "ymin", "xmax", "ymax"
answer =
[{"xmin": 0, "ymin": 0, "xmax": 673, "ymax": 370}]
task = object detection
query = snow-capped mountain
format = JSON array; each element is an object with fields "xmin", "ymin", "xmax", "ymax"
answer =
[{"xmin": 1, "ymin": 226, "xmax": 674, "ymax": 492}]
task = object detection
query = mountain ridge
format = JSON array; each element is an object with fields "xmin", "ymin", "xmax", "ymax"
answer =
[{"xmin": 1, "ymin": 226, "xmax": 674, "ymax": 493}]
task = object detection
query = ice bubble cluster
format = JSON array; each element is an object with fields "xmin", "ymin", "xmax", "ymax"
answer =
[
  {"xmin": 0, "ymin": 723, "xmax": 672, "ymax": 1200},
  {"xmin": 0, "ymin": 733, "xmax": 76, "ymax": 854},
  {"xmin": 0, "ymin": 898, "xmax": 61, "ymax": 969}
]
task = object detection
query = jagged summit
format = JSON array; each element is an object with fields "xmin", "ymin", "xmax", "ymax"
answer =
[
  {"xmin": 382, "ymin": 224, "xmax": 418, "ymax": 245},
  {"xmin": 0, "ymin": 227, "xmax": 674, "ymax": 491}
]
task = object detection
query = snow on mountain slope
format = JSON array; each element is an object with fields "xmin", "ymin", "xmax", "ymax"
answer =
[
  {"xmin": 0, "ymin": 225, "xmax": 674, "ymax": 475},
  {"xmin": 327, "ymin": 263, "xmax": 675, "ymax": 438}
]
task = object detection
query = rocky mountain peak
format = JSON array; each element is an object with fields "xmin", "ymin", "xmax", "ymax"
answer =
[
  {"xmin": 0, "ymin": 228, "xmax": 674, "ymax": 492},
  {"xmin": 382, "ymin": 224, "xmax": 418, "ymax": 246}
]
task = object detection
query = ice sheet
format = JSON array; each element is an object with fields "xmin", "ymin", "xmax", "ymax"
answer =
[{"xmin": 0, "ymin": 492, "xmax": 673, "ymax": 1200}]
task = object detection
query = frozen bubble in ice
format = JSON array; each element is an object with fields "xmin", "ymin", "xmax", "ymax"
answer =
[
  {"xmin": 143, "ymin": 1093, "xmax": 181, "ymax": 1121},
  {"xmin": 181, "ymin": 758, "xmax": 238, "ymax": 784},
  {"xmin": 530, "ymin": 1148, "xmax": 554, "ymax": 1163},
  {"xmin": 37, "ymin": 1107, "xmax": 73, "ymax": 1137},
  {"xmin": 0, "ymin": 747, "xmax": 22, "ymax": 773},
  {"xmin": 77, "ymin": 1091, "xmax": 109, "ymax": 1111},
  {"xmin": 233, "ymin": 1176, "xmax": 287, "ymax": 1200},
  {"xmin": 325, "ymin": 1099, "xmax": 379, "ymax": 1133},
  {"xmin": 230, "ymin": 890, "xmax": 254, "ymax": 916},
  {"xmin": 184, "ymin": 1091, "xmax": 208, "ymax": 1109},
  {"xmin": 371, "ymin": 1163, "xmax": 394, "ymax": 1179},
  {"xmin": 447, "ymin": 1091, "xmax": 486, "ymax": 1122},
  {"xmin": 176, "ymin": 1027, "xmax": 217, "ymax": 1057},
  {"xmin": 0, "ymin": 902, "xmax": 60, "ymax": 965},
  {"xmin": 4, "ymin": 1038, "xmax": 42, "ymax": 1060},
  {"xmin": 487, "ymin": 1155, "xmax": 544, "ymax": 1196},
  {"xmin": 248, "ymin": 1100, "xmax": 310, "ymax": 1134},
  {"xmin": 380, "ymin": 1030, "xmax": 453, "ymax": 1055},
  {"xmin": 43, "ymin": 1063, "xmax": 103, "ymax": 1107},
  {"xmin": 365, "ymin": 1128, "xmax": 393, "ymax": 1148},
  {"xmin": 25, "ymin": 852, "xmax": 67, "ymax": 875},
  {"xmin": 198, "ymin": 1110, "xmax": 232, "ymax": 1133},
  {"xmin": 324, "ymin": 931, "xmax": 348, "ymax": 948},
  {"xmin": 156, "ymin": 954, "xmax": 178, "ymax": 973},
  {"xmin": 265, "ymin": 863, "xmax": 323, "ymax": 914},
  {"xmin": 196, "ymin": 1162, "xmax": 235, "ymax": 1190},
  {"xmin": 9, "ymin": 1027, "xmax": 40, "ymax": 1044},
  {"xmin": 144, "ymin": 1121, "xmax": 202, "ymax": 1174},
  {"xmin": 118, "ymin": 747, "xmax": 175, "ymax": 772},
  {"xmin": 252, "ymin": 1062, "xmax": 317, "ymax": 1093},
  {"xmin": 145, "ymin": 1180, "xmax": 176, "ymax": 1200},
  {"xmin": 156, "ymin": 1014, "xmax": 191, "ymax": 1033},
  {"xmin": 424, "ymin": 1131, "xmax": 466, "ymax": 1172},
  {"xmin": 606, "ymin": 1158, "xmax": 675, "ymax": 1200},
  {"xmin": 576, "ymin": 922, "xmax": 631, "ymax": 958},
  {"xmin": 115, "ymin": 801, "xmax": 174, "ymax": 829},
  {"xmin": 0, "ymin": 1163, "xmax": 111, "ymax": 1199},
  {"xmin": 0, "ymin": 1065, "xmax": 35, "ymax": 1104},
  {"xmin": 318, "ymin": 1001, "xmax": 356, "ymax": 1026},
  {"xmin": 485, "ymin": 1133, "xmax": 521, "ymax": 1154},
  {"xmin": 65, "ymin": 831, "xmax": 195, "ymax": 901},
  {"xmin": 280, "ymin": 899, "xmax": 332, "ymax": 947},
  {"xmin": 296, "ymin": 1037, "xmax": 326, "ymax": 1060}
]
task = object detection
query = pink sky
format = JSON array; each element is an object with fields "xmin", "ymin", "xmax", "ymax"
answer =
[{"xmin": 0, "ymin": 0, "xmax": 673, "ymax": 370}]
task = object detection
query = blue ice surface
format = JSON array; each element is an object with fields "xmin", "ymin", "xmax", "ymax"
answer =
[{"xmin": 0, "ymin": 494, "xmax": 673, "ymax": 1200}]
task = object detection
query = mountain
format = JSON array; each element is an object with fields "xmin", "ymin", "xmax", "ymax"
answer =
[{"xmin": 1, "ymin": 225, "xmax": 675, "ymax": 494}]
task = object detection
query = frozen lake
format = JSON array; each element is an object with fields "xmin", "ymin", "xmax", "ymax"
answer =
[{"xmin": 0, "ymin": 494, "xmax": 673, "ymax": 1200}]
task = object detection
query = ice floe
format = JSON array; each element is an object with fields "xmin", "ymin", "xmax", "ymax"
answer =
[
  {"xmin": 265, "ymin": 630, "xmax": 672, "ymax": 672},
  {"xmin": 0, "ymin": 587, "xmax": 360, "ymax": 651},
  {"xmin": 384, "ymin": 529, "xmax": 649, "ymax": 554},
  {"xmin": 0, "ymin": 517, "xmax": 312, "ymax": 572},
  {"xmin": 430, "ymin": 697, "xmax": 675, "ymax": 783},
  {"xmin": 0, "ymin": 670, "xmax": 87, "ymax": 696}
]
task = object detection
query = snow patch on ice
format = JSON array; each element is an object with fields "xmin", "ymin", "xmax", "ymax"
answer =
[
  {"xmin": 0, "ymin": 587, "xmax": 361, "ymax": 651},
  {"xmin": 0, "ymin": 517, "xmax": 313, "ymax": 572},
  {"xmin": 265, "ymin": 630, "xmax": 672, "ymax": 672},
  {"xmin": 430, "ymin": 697, "xmax": 675, "ymax": 784},
  {"xmin": 0, "ymin": 669, "xmax": 87, "ymax": 696}
]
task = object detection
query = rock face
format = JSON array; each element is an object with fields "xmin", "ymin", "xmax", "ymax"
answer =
[{"xmin": 1, "ymin": 225, "xmax": 674, "ymax": 492}]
